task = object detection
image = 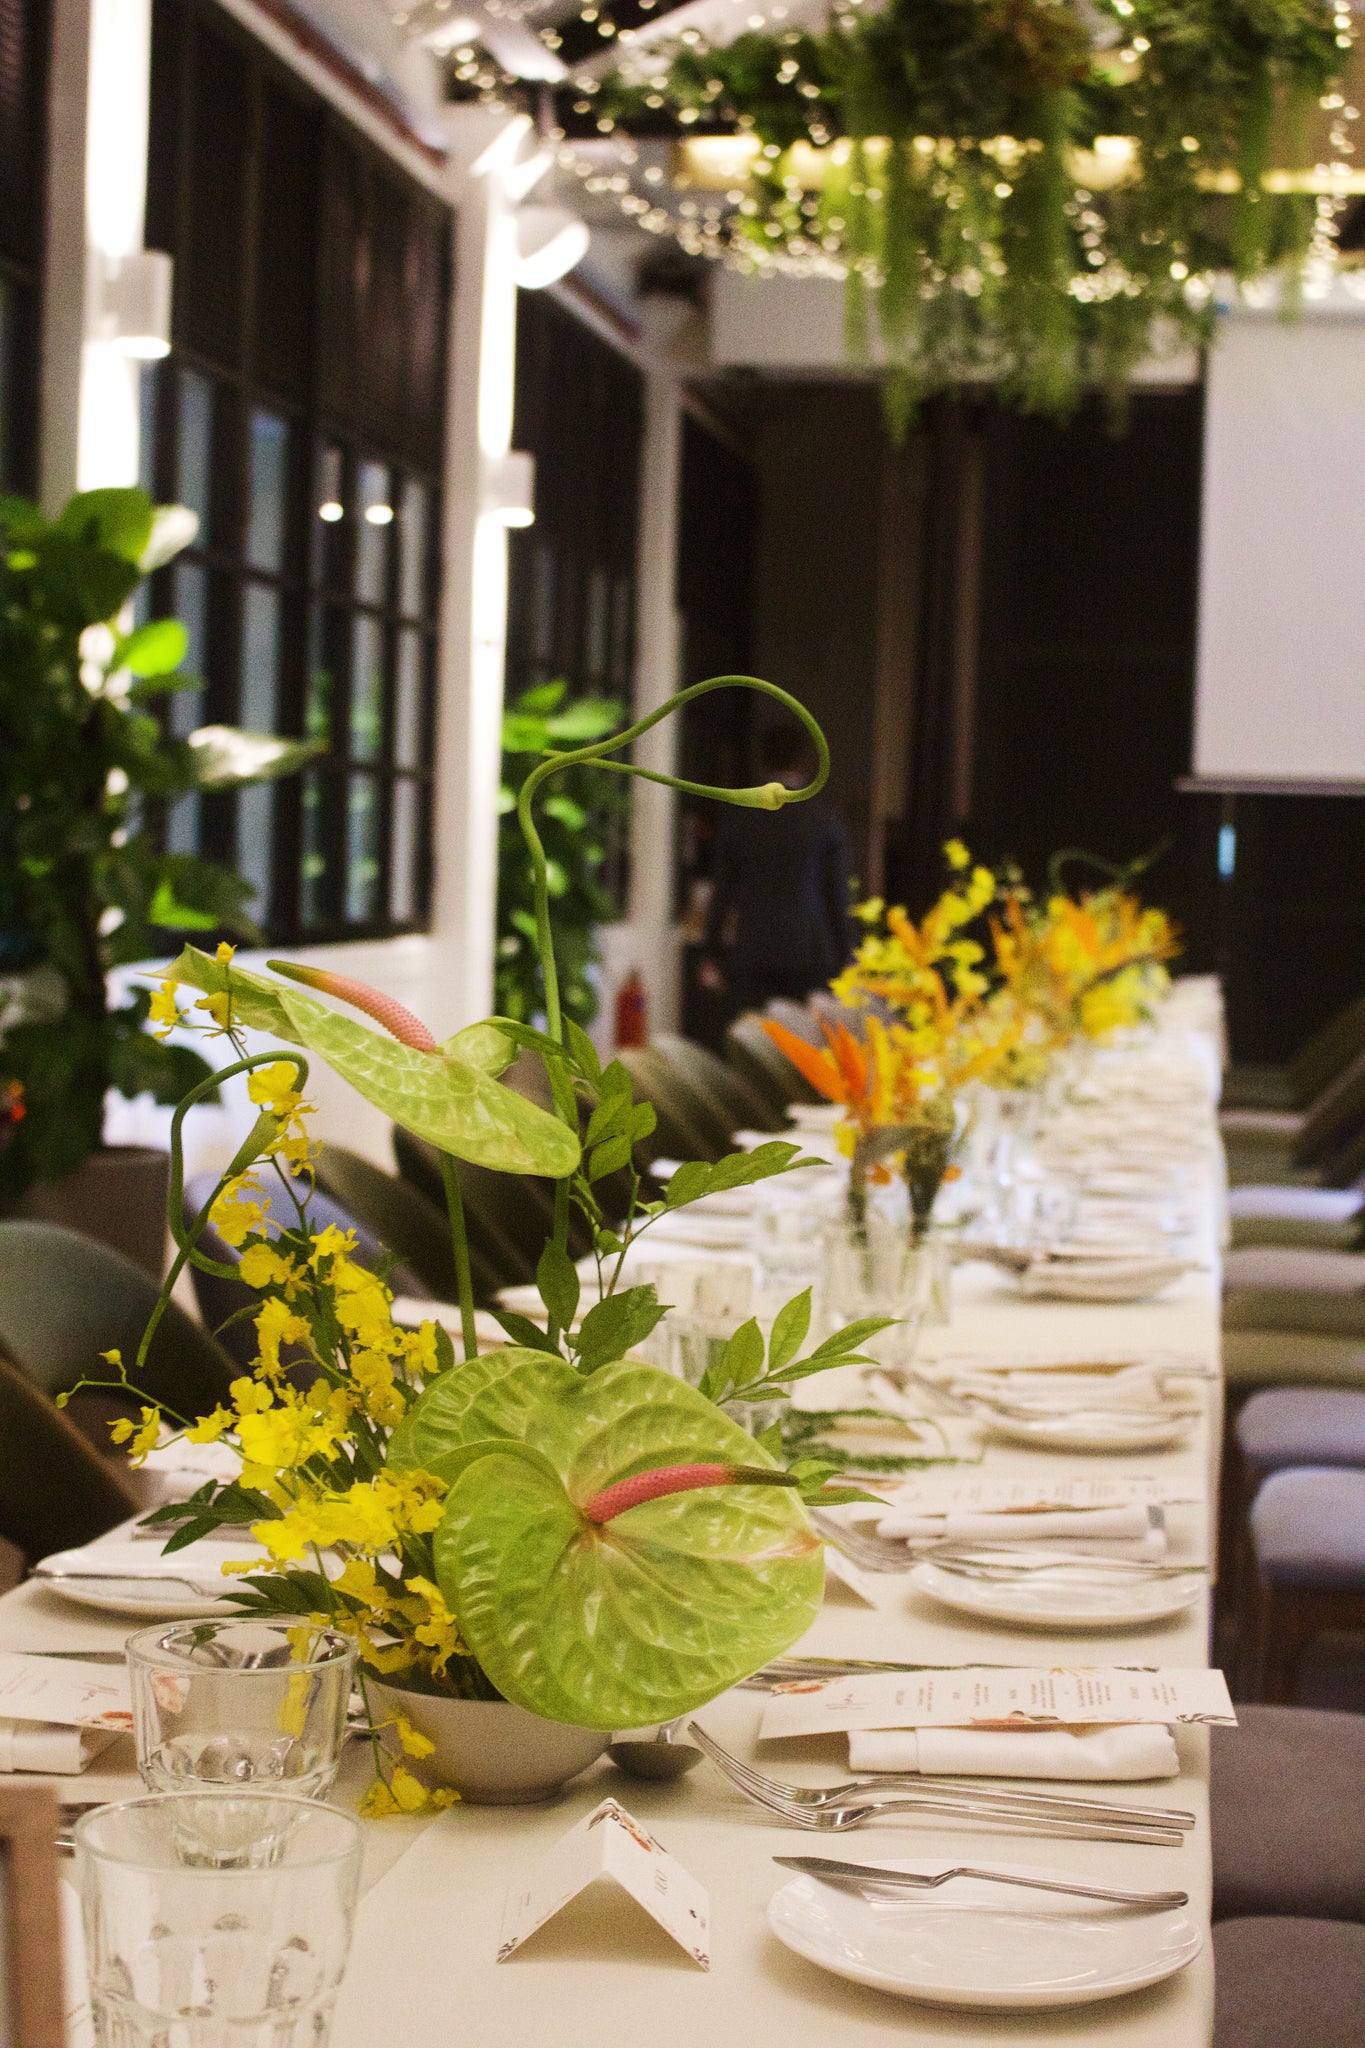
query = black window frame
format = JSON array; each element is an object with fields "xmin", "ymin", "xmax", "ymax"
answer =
[{"xmin": 140, "ymin": 0, "xmax": 450, "ymax": 947}]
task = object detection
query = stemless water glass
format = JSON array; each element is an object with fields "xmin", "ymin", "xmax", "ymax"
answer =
[
  {"xmin": 820, "ymin": 1213, "xmax": 931, "ymax": 1368},
  {"xmin": 75, "ymin": 1793, "xmax": 361, "ymax": 2048},
  {"xmin": 128, "ymin": 1621, "xmax": 357, "ymax": 1805}
]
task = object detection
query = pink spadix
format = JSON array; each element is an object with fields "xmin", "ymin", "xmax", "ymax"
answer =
[
  {"xmin": 270, "ymin": 962, "xmax": 439, "ymax": 1052},
  {"xmin": 582, "ymin": 1463, "xmax": 797, "ymax": 1524}
]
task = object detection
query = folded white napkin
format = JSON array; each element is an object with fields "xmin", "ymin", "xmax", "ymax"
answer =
[
  {"xmin": 0, "ymin": 1720, "xmax": 119, "ymax": 1775},
  {"xmin": 875, "ymin": 1503, "xmax": 1156, "ymax": 1547},
  {"xmin": 847, "ymin": 1723, "xmax": 1179, "ymax": 1780}
]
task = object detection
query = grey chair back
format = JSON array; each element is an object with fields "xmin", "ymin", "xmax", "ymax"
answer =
[
  {"xmin": 0, "ymin": 1220, "xmax": 235, "ymax": 1418},
  {"xmin": 0, "ymin": 1352, "xmax": 141, "ymax": 1564}
]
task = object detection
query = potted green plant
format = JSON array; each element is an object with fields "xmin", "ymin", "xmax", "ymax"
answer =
[
  {"xmin": 0, "ymin": 487, "xmax": 318, "ymax": 1273},
  {"xmin": 77, "ymin": 676, "xmax": 890, "ymax": 1810}
]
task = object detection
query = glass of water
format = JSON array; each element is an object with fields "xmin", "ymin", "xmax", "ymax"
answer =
[
  {"xmin": 75, "ymin": 1793, "xmax": 361, "ymax": 2048},
  {"xmin": 128, "ymin": 1621, "xmax": 356, "ymax": 1809}
]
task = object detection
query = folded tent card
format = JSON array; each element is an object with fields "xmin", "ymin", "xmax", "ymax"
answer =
[
  {"xmin": 759, "ymin": 1667, "xmax": 1237, "ymax": 1744},
  {"xmin": 499, "ymin": 1800, "xmax": 710, "ymax": 1970},
  {"xmin": 0, "ymin": 1650, "xmax": 133, "ymax": 1775}
]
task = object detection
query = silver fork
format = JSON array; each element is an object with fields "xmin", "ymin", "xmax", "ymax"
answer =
[
  {"xmin": 811, "ymin": 1508, "xmax": 1201, "ymax": 1578},
  {"xmin": 686, "ymin": 1725, "xmax": 1190, "ymax": 1843},
  {"xmin": 774, "ymin": 1856, "xmax": 1188, "ymax": 1909}
]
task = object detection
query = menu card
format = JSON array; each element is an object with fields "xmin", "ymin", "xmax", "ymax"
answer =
[
  {"xmin": 877, "ymin": 1474, "xmax": 1179, "ymax": 1515},
  {"xmin": 0, "ymin": 1654, "xmax": 131, "ymax": 1731},
  {"xmin": 759, "ymin": 1666, "xmax": 1236, "ymax": 1741},
  {"xmin": 498, "ymin": 1800, "xmax": 710, "ymax": 1968}
]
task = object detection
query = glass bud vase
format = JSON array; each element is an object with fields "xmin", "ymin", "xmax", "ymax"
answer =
[{"xmin": 820, "ymin": 1213, "xmax": 934, "ymax": 1368}]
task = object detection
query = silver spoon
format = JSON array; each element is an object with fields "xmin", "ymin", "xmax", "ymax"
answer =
[{"xmin": 608, "ymin": 1719, "xmax": 704, "ymax": 1781}]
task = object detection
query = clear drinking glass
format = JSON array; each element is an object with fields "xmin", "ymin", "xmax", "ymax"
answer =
[
  {"xmin": 128, "ymin": 1621, "xmax": 356, "ymax": 1810},
  {"xmin": 820, "ymin": 1213, "xmax": 931, "ymax": 1368},
  {"xmin": 75, "ymin": 1793, "xmax": 361, "ymax": 2048}
]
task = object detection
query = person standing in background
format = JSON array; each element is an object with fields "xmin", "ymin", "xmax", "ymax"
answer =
[{"xmin": 698, "ymin": 721, "xmax": 855, "ymax": 1017}]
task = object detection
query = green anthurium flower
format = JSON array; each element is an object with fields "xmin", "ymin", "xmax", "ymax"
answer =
[
  {"xmin": 168, "ymin": 946, "xmax": 580, "ymax": 1177},
  {"xmin": 396, "ymin": 1353, "xmax": 824, "ymax": 1729}
]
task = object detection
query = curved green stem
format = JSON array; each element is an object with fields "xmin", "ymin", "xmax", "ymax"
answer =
[
  {"xmin": 515, "ymin": 674, "xmax": 829, "ymax": 1272},
  {"xmin": 136, "ymin": 1049, "xmax": 311, "ymax": 1380},
  {"xmin": 437, "ymin": 1152, "xmax": 478, "ymax": 1363}
]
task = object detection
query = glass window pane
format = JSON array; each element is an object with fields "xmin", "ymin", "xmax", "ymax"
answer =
[
  {"xmin": 345, "ymin": 774, "xmax": 381, "ymax": 923},
  {"xmin": 389, "ymin": 780, "xmax": 419, "ymax": 923},
  {"xmin": 349, "ymin": 613, "xmax": 384, "ymax": 761},
  {"xmin": 398, "ymin": 478, "xmax": 429, "ymax": 618},
  {"xmin": 300, "ymin": 770, "xmax": 329, "ymax": 930},
  {"xmin": 315, "ymin": 442, "xmax": 346, "ymax": 587},
  {"xmin": 247, "ymin": 409, "xmax": 290, "ymax": 572},
  {"xmin": 166, "ymin": 795, "xmax": 199, "ymax": 856},
  {"xmin": 530, "ymin": 543, "xmax": 555, "ymax": 665},
  {"xmin": 0, "ymin": 275, "xmax": 11, "ymax": 489},
  {"xmin": 238, "ymin": 781, "xmax": 274, "ymax": 927},
  {"xmin": 355, "ymin": 460, "xmax": 393, "ymax": 605},
  {"xmin": 611, "ymin": 573, "xmax": 633, "ymax": 690},
  {"xmin": 241, "ymin": 582, "xmax": 280, "ymax": 731},
  {"xmin": 394, "ymin": 629, "xmax": 423, "ymax": 770},
  {"xmin": 306, "ymin": 605, "xmax": 335, "ymax": 747},
  {"xmin": 138, "ymin": 362, "xmax": 160, "ymax": 495},
  {"xmin": 170, "ymin": 560, "xmax": 209, "ymax": 738},
  {"xmin": 584, "ymin": 566, "xmax": 609, "ymax": 683},
  {"xmin": 177, "ymin": 371, "xmax": 214, "ymax": 538}
]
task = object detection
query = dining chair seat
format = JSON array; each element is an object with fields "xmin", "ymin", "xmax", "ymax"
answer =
[
  {"xmin": 1211, "ymin": 1706, "xmax": 1365, "ymax": 1923},
  {"xmin": 1213, "ymin": 1917, "xmax": 1365, "ymax": 2046},
  {"xmin": 1251, "ymin": 1467, "xmax": 1365, "ymax": 1590},
  {"xmin": 1223, "ymin": 1330, "xmax": 1365, "ymax": 1392},
  {"xmin": 1236, "ymin": 1389, "xmax": 1365, "ymax": 1478},
  {"xmin": 1228, "ymin": 1186, "xmax": 1364, "ymax": 1252},
  {"xmin": 1247, "ymin": 1468, "xmax": 1365, "ymax": 1701},
  {"xmin": 1223, "ymin": 1247, "xmax": 1365, "ymax": 1341}
]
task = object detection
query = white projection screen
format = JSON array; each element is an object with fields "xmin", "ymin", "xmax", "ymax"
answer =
[{"xmin": 1192, "ymin": 313, "xmax": 1365, "ymax": 788}]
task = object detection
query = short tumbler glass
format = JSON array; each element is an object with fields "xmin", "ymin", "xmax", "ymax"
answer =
[
  {"xmin": 128, "ymin": 1621, "xmax": 357, "ymax": 1809},
  {"xmin": 75, "ymin": 1793, "xmax": 361, "ymax": 2048}
]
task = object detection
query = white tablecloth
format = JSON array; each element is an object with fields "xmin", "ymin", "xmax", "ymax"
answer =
[{"xmin": 1, "ymin": 978, "xmax": 1226, "ymax": 2047}]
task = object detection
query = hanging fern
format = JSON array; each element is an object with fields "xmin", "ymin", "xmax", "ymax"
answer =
[{"xmin": 593, "ymin": 0, "xmax": 1350, "ymax": 421}]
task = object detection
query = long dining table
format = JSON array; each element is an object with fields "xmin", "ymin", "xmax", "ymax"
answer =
[{"xmin": 3, "ymin": 977, "xmax": 1228, "ymax": 2048}]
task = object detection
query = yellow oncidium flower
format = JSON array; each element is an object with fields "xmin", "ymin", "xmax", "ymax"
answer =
[
  {"xmin": 148, "ymin": 979, "xmax": 183, "ymax": 1041},
  {"xmin": 210, "ymin": 1175, "xmax": 266, "ymax": 1249},
  {"xmin": 108, "ymin": 1406, "xmax": 162, "ymax": 1464}
]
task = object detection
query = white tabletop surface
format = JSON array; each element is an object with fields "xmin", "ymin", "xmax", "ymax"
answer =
[{"xmin": 2, "ymin": 979, "xmax": 1227, "ymax": 2048}]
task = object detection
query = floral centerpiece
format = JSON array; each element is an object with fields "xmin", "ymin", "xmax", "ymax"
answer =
[
  {"xmin": 762, "ymin": 842, "xmax": 1006, "ymax": 1240},
  {"xmin": 73, "ymin": 677, "xmax": 893, "ymax": 1812},
  {"xmin": 990, "ymin": 856, "xmax": 1182, "ymax": 1049}
]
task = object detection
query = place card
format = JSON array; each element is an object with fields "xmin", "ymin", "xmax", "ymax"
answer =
[
  {"xmin": 759, "ymin": 1666, "xmax": 1236, "ymax": 1741},
  {"xmin": 498, "ymin": 1800, "xmax": 710, "ymax": 1969},
  {"xmin": 821, "ymin": 1546, "xmax": 880, "ymax": 1605},
  {"xmin": 0, "ymin": 1654, "xmax": 131, "ymax": 1732}
]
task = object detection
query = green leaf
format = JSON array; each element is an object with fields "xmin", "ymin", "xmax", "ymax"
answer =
[
  {"xmin": 170, "ymin": 946, "xmax": 581, "ymax": 1177},
  {"xmin": 117, "ymin": 617, "xmax": 188, "ymax": 677},
  {"xmin": 388, "ymin": 1347, "xmax": 583, "ymax": 1483},
  {"xmin": 440, "ymin": 1021, "xmax": 516, "ymax": 1076},
  {"xmin": 768, "ymin": 1288, "xmax": 813, "ymax": 1373},
  {"xmin": 810, "ymin": 1316, "xmax": 900, "ymax": 1361},
  {"xmin": 544, "ymin": 698, "xmax": 623, "ymax": 741},
  {"xmin": 56, "ymin": 486, "xmax": 154, "ymax": 564},
  {"xmin": 432, "ymin": 1360, "xmax": 823, "ymax": 1727},
  {"xmin": 489, "ymin": 1311, "xmax": 564, "ymax": 1357},
  {"xmin": 537, "ymin": 1240, "xmax": 580, "ymax": 1333},
  {"xmin": 574, "ymin": 1285, "xmax": 666, "ymax": 1376},
  {"xmin": 721, "ymin": 1317, "xmax": 765, "ymax": 1393},
  {"xmin": 147, "ymin": 880, "xmax": 218, "ymax": 930},
  {"xmin": 588, "ymin": 1132, "xmax": 634, "ymax": 1182},
  {"xmin": 565, "ymin": 1019, "xmax": 601, "ymax": 1085},
  {"xmin": 664, "ymin": 1142, "xmax": 807, "ymax": 1210}
]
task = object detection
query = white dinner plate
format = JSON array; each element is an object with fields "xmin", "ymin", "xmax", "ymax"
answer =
[
  {"xmin": 980, "ymin": 1409, "xmax": 1196, "ymax": 1453},
  {"xmin": 34, "ymin": 1575, "xmax": 236, "ymax": 1620},
  {"xmin": 767, "ymin": 1862, "xmax": 1202, "ymax": 2010},
  {"xmin": 908, "ymin": 1560, "xmax": 1205, "ymax": 1631}
]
